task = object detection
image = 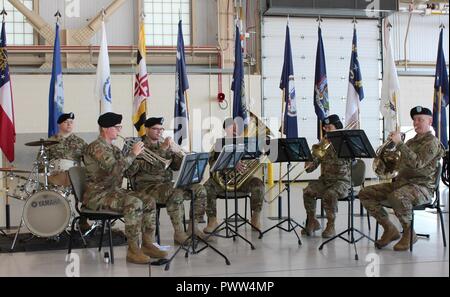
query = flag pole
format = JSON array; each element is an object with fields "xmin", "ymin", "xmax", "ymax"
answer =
[
  {"xmin": 185, "ymin": 90, "xmax": 192, "ymax": 152},
  {"xmin": 438, "ymin": 87, "xmax": 442, "ymax": 143}
]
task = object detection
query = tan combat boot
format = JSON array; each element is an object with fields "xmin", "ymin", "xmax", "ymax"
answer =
[
  {"xmin": 301, "ymin": 212, "xmax": 321, "ymax": 236},
  {"xmin": 141, "ymin": 231, "xmax": 168, "ymax": 259},
  {"xmin": 174, "ymin": 230, "xmax": 190, "ymax": 245},
  {"xmin": 126, "ymin": 241, "xmax": 151, "ymax": 264},
  {"xmin": 393, "ymin": 226, "xmax": 418, "ymax": 251},
  {"xmin": 187, "ymin": 220, "xmax": 213, "ymax": 242},
  {"xmin": 375, "ymin": 218, "xmax": 401, "ymax": 249},
  {"xmin": 203, "ymin": 216, "xmax": 219, "ymax": 234},
  {"xmin": 321, "ymin": 213, "xmax": 336, "ymax": 238},
  {"xmin": 169, "ymin": 211, "xmax": 191, "ymax": 245},
  {"xmin": 251, "ymin": 211, "xmax": 262, "ymax": 231}
]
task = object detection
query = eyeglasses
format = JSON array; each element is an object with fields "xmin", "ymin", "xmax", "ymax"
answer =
[{"xmin": 151, "ymin": 127, "xmax": 165, "ymax": 132}]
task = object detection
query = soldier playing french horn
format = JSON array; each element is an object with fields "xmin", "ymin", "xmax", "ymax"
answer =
[
  {"xmin": 360, "ymin": 106, "xmax": 445, "ymax": 251},
  {"xmin": 301, "ymin": 114, "xmax": 351, "ymax": 238}
]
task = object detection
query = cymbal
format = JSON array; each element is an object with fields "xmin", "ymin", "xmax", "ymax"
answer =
[
  {"xmin": 0, "ymin": 167, "xmax": 32, "ymax": 174},
  {"xmin": 25, "ymin": 139, "xmax": 59, "ymax": 147}
]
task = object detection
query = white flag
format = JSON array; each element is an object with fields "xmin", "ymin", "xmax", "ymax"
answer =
[
  {"xmin": 95, "ymin": 21, "xmax": 112, "ymax": 114},
  {"xmin": 380, "ymin": 20, "xmax": 400, "ymax": 133}
]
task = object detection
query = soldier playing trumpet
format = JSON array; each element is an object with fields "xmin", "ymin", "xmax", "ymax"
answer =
[
  {"xmin": 130, "ymin": 117, "xmax": 208, "ymax": 245},
  {"xmin": 83, "ymin": 112, "xmax": 167, "ymax": 264}
]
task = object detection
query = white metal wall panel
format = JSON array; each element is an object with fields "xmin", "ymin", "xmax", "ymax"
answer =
[
  {"xmin": 262, "ymin": 17, "xmax": 381, "ymax": 180},
  {"xmin": 389, "ymin": 13, "xmax": 449, "ymax": 63}
]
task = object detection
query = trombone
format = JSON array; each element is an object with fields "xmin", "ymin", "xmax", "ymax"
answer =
[{"xmin": 118, "ymin": 135, "xmax": 172, "ymax": 170}]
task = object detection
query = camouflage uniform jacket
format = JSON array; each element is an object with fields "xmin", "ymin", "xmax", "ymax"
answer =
[
  {"xmin": 306, "ymin": 138, "xmax": 351, "ymax": 184},
  {"xmin": 133, "ymin": 137, "xmax": 183, "ymax": 188},
  {"xmin": 394, "ymin": 131, "xmax": 445, "ymax": 195},
  {"xmin": 47, "ymin": 133, "xmax": 87, "ymax": 163},
  {"xmin": 83, "ymin": 137, "xmax": 139, "ymax": 204}
]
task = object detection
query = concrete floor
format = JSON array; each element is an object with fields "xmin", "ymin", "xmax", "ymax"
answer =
[{"xmin": 0, "ymin": 183, "xmax": 448, "ymax": 277}]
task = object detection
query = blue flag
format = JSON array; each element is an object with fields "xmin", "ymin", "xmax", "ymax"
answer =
[
  {"xmin": 48, "ymin": 22, "xmax": 64, "ymax": 137},
  {"xmin": 280, "ymin": 24, "xmax": 298, "ymax": 138},
  {"xmin": 313, "ymin": 27, "xmax": 329, "ymax": 140},
  {"xmin": 432, "ymin": 28, "xmax": 449, "ymax": 149},
  {"xmin": 231, "ymin": 25, "xmax": 249, "ymax": 130},
  {"xmin": 174, "ymin": 20, "xmax": 190, "ymax": 147},
  {"xmin": 345, "ymin": 28, "xmax": 364, "ymax": 129}
]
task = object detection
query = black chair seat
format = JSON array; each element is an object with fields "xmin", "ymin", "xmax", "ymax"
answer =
[
  {"xmin": 217, "ymin": 192, "xmax": 251, "ymax": 199},
  {"xmin": 80, "ymin": 208, "xmax": 123, "ymax": 220},
  {"xmin": 379, "ymin": 200, "xmax": 432, "ymax": 210}
]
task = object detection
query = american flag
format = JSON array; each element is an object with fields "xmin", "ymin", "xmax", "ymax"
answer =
[{"xmin": 0, "ymin": 20, "xmax": 16, "ymax": 162}]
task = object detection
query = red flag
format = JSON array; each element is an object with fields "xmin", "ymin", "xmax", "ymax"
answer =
[{"xmin": 0, "ymin": 21, "xmax": 16, "ymax": 162}]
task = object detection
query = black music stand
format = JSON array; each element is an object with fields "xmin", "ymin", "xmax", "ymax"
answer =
[
  {"xmin": 163, "ymin": 152, "xmax": 230, "ymax": 271},
  {"xmin": 318, "ymin": 129, "xmax": 376, "ymax": 260},
  {"xmin": 207, "ymin": 143, "xmax": 258, "ymax": 249},
  {"xmin": 260, "ymin": 138, "xmax": 312, "ymax": 245}
]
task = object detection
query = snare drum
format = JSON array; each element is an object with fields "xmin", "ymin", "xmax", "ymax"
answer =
[
  {"xmin": 22, "ymin": 190, "xmax": 71, "ymax": 237},
  {"xmin": 49, "ymin": 159, "xmax": 79, "ymax": 187}
]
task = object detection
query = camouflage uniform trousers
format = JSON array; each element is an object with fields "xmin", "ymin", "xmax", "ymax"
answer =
[
  {"xmin": 86, "ymin": 188, "xmax": 156, "ymax": 243},
  {"xmin": 303, "ymin": 180, "xmax": 350, "ymax": 215},
  {"xmin": 204, "ymin": 177, "xmax": 264, "ymax": 218},
  {"xmin": 359, "ymin": 182, "xmax": 431, "ymax": 228},
  {"xmin": 139, "ymin": 182, "xmax": 207, "ymax": 232}
]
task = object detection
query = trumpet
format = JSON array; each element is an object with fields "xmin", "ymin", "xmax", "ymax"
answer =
[{"xmin": 118, "ymin": 135, "xmax": 172, "ymax": 170}]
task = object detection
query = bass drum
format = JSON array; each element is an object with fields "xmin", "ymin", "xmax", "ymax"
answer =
[{"xmin": 23, "ymin": 191, "xmax": 71, "ymax": 237}]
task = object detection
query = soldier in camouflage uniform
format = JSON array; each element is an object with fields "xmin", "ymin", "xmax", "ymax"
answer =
[
  {"xmin": 45, "ymin": 113, "xmax": 87, "ymax": 187},
  {"xmin": 359, "ymin": 106, "xmax": 445, "ymax": 251},
  {"xmin": 302, "ymin": 114, "xmax": 351, "ymax": 238},
  {"xmin": 131, "ymin": 117, "xmax": 208, "ymax": 245},
  {"xmin": 83, "ymin": 112, "xmax": 167, "ymax": 264},
  {"xmin": 203, "ymin": 118, "xmax": 265, "ymax": 233},
  {"xmin": 45, "ymin": 113, "xmax": 90, "ymax": 231}
]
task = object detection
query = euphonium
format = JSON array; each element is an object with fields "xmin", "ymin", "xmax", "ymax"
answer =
[
  {"xmin": 212, "ymin": 112, "xmax": 273, "ymax": 191},
  {"xmin": 119, "ymin": 135, "xmax": 172, "ymax": 170},
  {"xmin": 372, "ymin": 128, "xmax": 413, "ymax": 180}
]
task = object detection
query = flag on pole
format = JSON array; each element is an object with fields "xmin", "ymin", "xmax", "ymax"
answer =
[
  {"xmin": 280, "ymin": 24, "xmax": 298, "ymax": 138},
  {"xmin": 48, "ymin": 22, "xmax": 64, "ymax": 137},
  {"xmin": 95, "ymin": 21, "xmax": 112, "ymax": 114},
  {"xmin": 432, "ymin": 28, "xmax": 449, "ymax": 149},
  {"xmin": 345, "ymin": 28, "xmax": 364, "ymax": 129},
  {"xmin": 380, "ymin": 21, "xmax": 400, "ymax": 133},
  {"xmin": 313, "ymin": 27, "xmax": 329, "ymax": 140},
  {"xmin": 0, "ymin": 20, "xmax": 15, "ymax": 162},
  {"xmin": 174, "ymin": 20, "xmax": 190, "ymax": 147},
  {"xmin": 133, "ymin": 19, "xmax": 149, "ymax": 137},
  {"xmin": 231, "ymin": 24, "xmax": 249, "ymax": 130}
]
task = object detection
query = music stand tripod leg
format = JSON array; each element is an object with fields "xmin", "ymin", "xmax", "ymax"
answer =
[
  {"xmin": 164, "ymin": 188, "xmax": 231, "ymax": 271},
  {"xmin": 260, "ymin": 163, "xmax": 303, "ymax": 245}
]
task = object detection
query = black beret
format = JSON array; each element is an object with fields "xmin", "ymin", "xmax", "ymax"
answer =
[
  {"xmin": 223, "ymin": 118, "xmax": 235, "ymax": 129},
  {"xmin": 410, "ymin": 106, "xmax": 432, "ymax": 119},
  {"xmin": 57, "ymin": 112, "xmax": 75, "ymax": 124},
  {"xmin": 97, "ymin": 112, "xmax": 122, "ymax": 128},
  {"xmin": 145, "ymin": 117, "xmax": 164, "ymax": 128},
  {"xmin": 323, "ymin": 114, "xmax": 343, "ymax": 130}
]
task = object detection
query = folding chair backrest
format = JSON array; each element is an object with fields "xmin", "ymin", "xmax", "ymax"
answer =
[
  {"xmin": 351, "ymin": 159, "xmax": 366, "ymax": 188},
  {"xmin": 68, "ymin": 167, "xmax": 87, "ymax": 211}
]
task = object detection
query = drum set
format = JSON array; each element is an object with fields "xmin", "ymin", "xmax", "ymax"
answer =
[{"xmin": 1, "ymin": 139, "xmax": 76, "ymax": 250}]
